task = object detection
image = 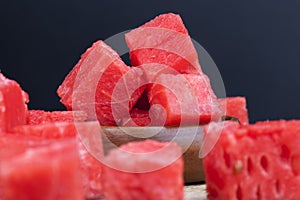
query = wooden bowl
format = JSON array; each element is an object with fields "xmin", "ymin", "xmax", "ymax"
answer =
[{"xmin": 100, "ymin": 126, "xmax": 205, "ymax": 183}]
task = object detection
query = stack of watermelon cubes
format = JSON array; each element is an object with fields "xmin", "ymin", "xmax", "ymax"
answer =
[
  {"xmin": 0, "ymin": 12, "xmax": 264, "ymax": 200},
  {"xmin": 0, "ymin": 74, "xmax": 88, "ymax": 200},
  {"xmin": 57, "ymin": 13, "xmax": 248, "ymax": 127},
  {"xmin": 0, "ymin": 71, "xmax": 185, "ymax": 199}
]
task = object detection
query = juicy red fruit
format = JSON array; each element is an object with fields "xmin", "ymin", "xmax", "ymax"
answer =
[
  {"xmin": 26, "ymin": 110, "xmax": 87, "ymax": 125},
  {"xmin": 12, "ymin": 122, "xmax": 104, "ymax": 199},
  {"xmin": 57, "ymin": 40, "xmax": 144, "ymax": 125},
  {"xmin": 203, "ymin": 120, "xmax": 300, "ymax": 200},
  {"xmin": 121, "ymin": 108, "xmax": 151, "ymax": 126},
  {"xmin": 0, "ymin": 73, "xmax": 27, "ymax": 133},
  {"xmin": 218, "ymin": 97, "xmax": 249, "ymax": 125},
  {"xmin": 102, "ymin": 140, "xmax": 184, "ymax": 200},
  {"xmin": 148, "ymin": 73, "xmax": 219, "ymax": 126},
  {"xmin": 13, "ymin": 122, "xmax": 78, "ymax": 139},
  {"xmin": 0, "ymin": 139, "xmax": 83, "ymax": 200},
  {"xmin": 125, "ymin": 13, "xmax": 202, "ymax": 74}
]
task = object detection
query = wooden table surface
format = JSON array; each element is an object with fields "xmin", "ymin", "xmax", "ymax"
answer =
[{"xmin": 184, "ymin": 184, "xmax": 206, "ymax": 200}]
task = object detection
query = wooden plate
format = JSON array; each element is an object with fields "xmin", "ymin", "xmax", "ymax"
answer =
[{"xmin": 100, "ymin": 126, "xmax": 205, "ymax": 183}]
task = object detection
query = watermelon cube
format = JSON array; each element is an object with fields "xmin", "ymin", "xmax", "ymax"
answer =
[
  {"xmin": 101, "ymin": 140, "xmax": 184, "ymax": 200},
  {"xmin": 148, "ymin": 73, "xmax": 219, "ymax": 126},
  {"xmin": 26, "ymin": 110, "xmax": 87, "ymax": 125},
  {"xmin": 12, "ymin": 121, "xmax": 104, "ymax": 199},
  {"xmin": 0, "ymin": 73, "xmax": 27, "ymax": 133},
  {"xmin": 218, "ymin": 97, "xmax": 249, "ymax": 125},
  {"xmin": 57, "ymin": 40, "xmax": 145, "ymax": 125},
  {"xmin": 121, "ymin": 108, "xmax": 151, "ymax": 126},
  {"xmin": 0, "ymin": 138, "xmax": 84, "ymax": 200},
  {"xmin": 13, "ymin": 122, "xmax": 78, "ymax": 139},
  {"xmin": 0, "ymin": 134, "xmax": 47, "ymax": 153},
  {"xmin": 125, "ymin": 13, "xmax": 202, "ymax": 74},
  {"xmin": 203, "ymin": 120, "xmax": 300, "ymax": 200}
]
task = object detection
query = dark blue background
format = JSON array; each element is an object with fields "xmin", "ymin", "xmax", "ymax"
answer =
[{"xmin": 0, "ymin": 0, "xmax": 299, "ymax": 123}]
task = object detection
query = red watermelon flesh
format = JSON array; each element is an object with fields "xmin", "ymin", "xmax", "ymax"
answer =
[
  {"xmin": 0, "ymin": 134, "xmax": 47, "ymax": 154},
  {"xmin": 26, "ymin": 110, "xmax": 87, "ymax": 125},
  {"xmin": 101, "ymin": 140, "xmax": 184, "ymax": 200},
  {"xmin": 57, "ymin": 40, "xmax": 145, "ymax": 125},
  {"xmin": 12, "ymin": 122, "xmax": 104, "ymax": 199},
  {"xmin": 130, "ymin": 109, "xmax": 151, "ymax": 126},
  {"xmin": 218, "ymin": 97, "xmax": 249, "ymax": 125},
  {"xmin": 136, "ymin": 63, "xmax": 179, "ymax": 93},
  {"xmin": 75, "ymin": 122, "xmax": 104, "ymax": 199},
  {"xmin": 125, "ymin": 13, "xmax": 202, "ymax": 74},
  {"xmin": 0, "ymin": 138, "xmax": 84, "ymax": 200},
  {"xmin": 148, "ymin": 73, "xmax": 219, "ymax": 126},
  {"xmin": 13, "ymin": 122, "xmax": 77, "ymax": 138},
  {"xmin": 134, "ymin": 63, "xmax": 179, "ymax": 85},
  {"xmin": 203, "ymin": 120, "xmax": 300, "ymax": 200},
  {"xmin": 121, "ymin": 108, "xmax": 151, "ymax": 126},
  {"xmin": 0, "ymin": 73, "xmax": 27, "ymax": 133},
  {"xmin": 98, "ymin": 66, "xmax": 146, "ymax": 126}
]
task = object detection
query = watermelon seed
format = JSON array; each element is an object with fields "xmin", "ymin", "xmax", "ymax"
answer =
[
  {"xmin": 260, "ymin": 155, "xmax": 269, "ymax": 173},
  {"xmin": 233, "ymin": 160, "xmax": 243, "ymax": 174},
  {"xmin": 236, "ymin": 185, "xmax": 243, "ymax": 200},
  {"xmin": 223, "ymin": 150, "xmax": 231, "ymax": 168},
  {"xmin": 280, "ymin": 144, "xmax": 290, "ymax": 162},
  {"xmin": 247, "ymin": 157, "xmax": 253, "ymax": 175}
]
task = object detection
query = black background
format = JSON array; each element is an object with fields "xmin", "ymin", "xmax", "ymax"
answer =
[{"xmin": 0, "ymin": 0, "xmax": 299, "ymax": 123}]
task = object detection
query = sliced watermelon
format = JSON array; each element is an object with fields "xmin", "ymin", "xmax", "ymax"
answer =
[
  {"xmin": 125, "ymin": 13, "xmax": 202, "ymax": 74},
  {"xmin": 121, "ymin": 108, "xmax": 151, "ymax": 126},
  {"xmin": 0, "ymin": 138, "xmax": 84, "ymax": 200},
  {"xmin": 57, "ymin": 40, "xmax": 145, "ymax": 125},
  {"xmin": 203, "ymin": 120, "xmax": 300, "ymax": 200},
  {"xmin": 13, "ymin": 122, "xmax": 77, "ymax": 138},
  {"xmin": 101, "ymin": 140, "xmax": 184, "ymax": 200},
  {"xmin": 0, "ymin": 73, "xmax": 27, "ymax": 133},
  {"xmin": 74, "ymin": 122, "xmax": 104, "ymax": 199},
  {"xmin": 148, "ymin": 73, "xmax": 219, "ymax": 126},
  {"xmin": 218, "ymin": 97, "xmax": 249, "ymax": 125},
  {"xmin": 26, "ymin": 110, "xmax": 87, "ymax": 125},
  {"xmin": 0, "ymin": 134, "xmax": 47, "ymax": 153},
  {"xmin": 12, "ymin": 122, "xmax": 104, "ymax": 199}
]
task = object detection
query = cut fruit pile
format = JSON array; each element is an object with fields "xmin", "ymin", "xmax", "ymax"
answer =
[
  {"xmin": 0, "ymin": 13, "xmax": 258, "ymax": 200},
  {"xmin": 57, "ymin": 13, "xmax": 249, "ymax": 127}
]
